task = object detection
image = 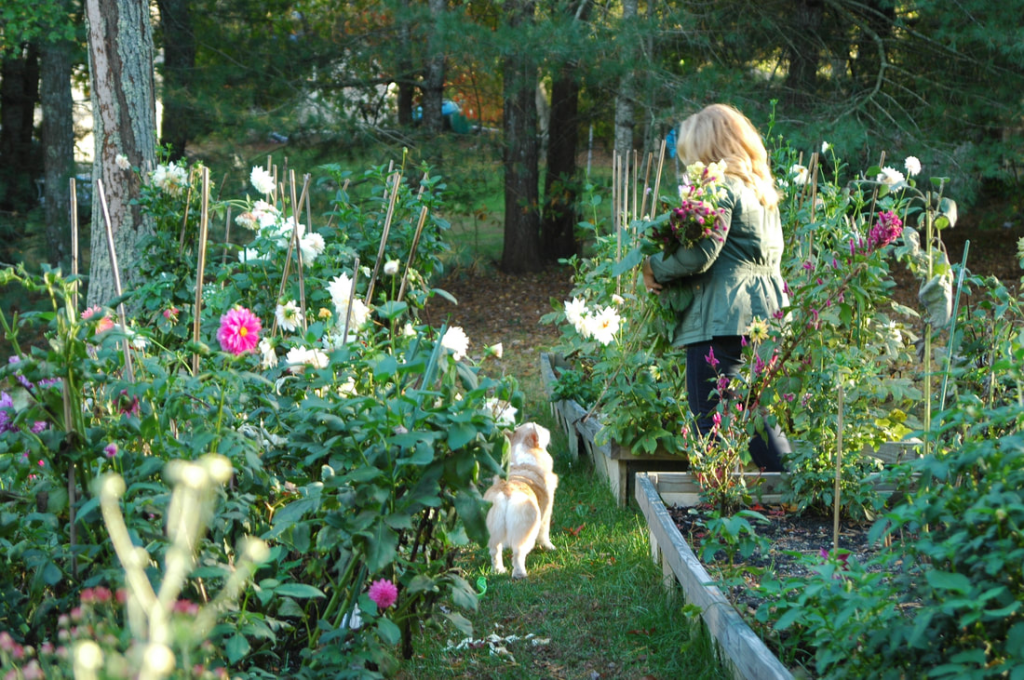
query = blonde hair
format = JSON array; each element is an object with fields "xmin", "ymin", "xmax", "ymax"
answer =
[{"xmin": 676, "ymin": 104, "xmax": 779, "ymax": 208}]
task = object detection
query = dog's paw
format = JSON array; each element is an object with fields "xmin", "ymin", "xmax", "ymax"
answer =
[
  {"xmin": 511, "ymin": 570, "xmax": 528, "ymax": 580},
  {"xmin": 539, "ymin": 541, "xmax": 557, "ymax": 551},
  {"xmin": 492, "ymin": 564, "xmax": 507, "ymax": 574}
]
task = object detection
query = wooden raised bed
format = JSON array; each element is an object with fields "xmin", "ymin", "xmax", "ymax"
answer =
[
  {"xmin": 540, "ymin": 352, "xmax": 690, "ymax": 506},
  {"xmin": 635, "ymin": 471, "xmax": 796, "ymax": 680}
]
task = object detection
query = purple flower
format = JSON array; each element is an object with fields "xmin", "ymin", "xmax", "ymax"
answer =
[
  {"xmin": 868, "ymin": 210, "xmax": 904, "ymax": 250},
  {"xmin": 104, "ymin": 443, "xmax": 118, "ymax": 458},
  {"xmin": 705, "ymin": 347, "xmax": 719, "ymax": 369},
  {"xmin": 31, "ymin": 421, "xmax": 48, "ymax": 434},
  {"xmin": 0, "ymin": 392, "xmax": 15, "ymax": 434},
  {"xmin": 368, "ymin": 579, "xmax": 398, "ymax": 609}
]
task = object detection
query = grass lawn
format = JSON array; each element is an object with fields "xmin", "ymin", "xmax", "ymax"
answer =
[{"xmin": 395, "ymin": 415, "xmax": 729, "ymax": 680}]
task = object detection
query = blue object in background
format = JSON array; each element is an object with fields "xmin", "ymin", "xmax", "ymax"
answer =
[{"xmin": 666, "ymin": 127, "xmax": 677, "ymax": 159}]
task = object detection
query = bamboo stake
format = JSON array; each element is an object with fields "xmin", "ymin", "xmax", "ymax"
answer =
[
  {"xmin": 833, "ymin": 382, "xmax": 844, "ymax": 553},
  {"xmin": 615, "ymin": 152, "xmax": 623, "ymax": 297},
  {"xmin": 95, "ymin": 178, "xmax": 134, "ymax": 383},
  {"xmin": 398, "ymin": 206, "xmax": 430, "ymax": 303},
  {"xmin": 290, "ymin": 170, "xmax": 309, "ymax": 333},
  {"xmin": 221, "ymin": 207, "xmax": 232, "ymax": 268},
  {"xmin": 177, "ymin": 166, "xmax": 198, "ymax": 253},
  {"xmin": 191, "ymin": 168, "xmax": 211, "ymax": 375},
  {"xmin": 808, "ymin": 152, "xmax": 820, "ymax": 222},
  {"xmin": 343, "ymin": 257, "xmax": 360, "ymax": 343},
  {"xmin": 269, "ymin": 173, "xmax": 311, "ymax": 338},
  {"xmin": 70, "ymin": 178, "xmax": 80, "ymax": 311},
  {"xmin": 365, "ymin": 172, "xmax": 402, "ymax": 305},
  {"xmin": 639, "ymin": 151, "xmax": 653, "ymax": 219},
  {"xmin": 866, "ymin": 151, "xmax": 886, "ymax": 222},
  {"xmin": 632, "ymin": 149, "xmax": 639, "ymax": 226},
  {"xmin": 650, "ymin": 139, "xmax": 666, "ymax": 219}
]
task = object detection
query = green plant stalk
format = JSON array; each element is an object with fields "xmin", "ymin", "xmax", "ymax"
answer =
[{"xmin": 923, "ymin": 199, "xmax": 933, "ymax": 458}]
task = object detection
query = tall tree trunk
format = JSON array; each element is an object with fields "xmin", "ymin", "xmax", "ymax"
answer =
[
  {"xmin": 0, "ymin": 43, "xmax": 43, "ymax": 212},
  {"xmin": 784, "ymin": 0, "xmax": 824, "ymax": 107},
  {"xmin": 500, "ymin": 0, "xmax": 542, "ymax": 274},
  {"xmin": 156, "ymin": 0, "xmax": 196, "ymax": 160},
  {"xmin": 613, "ymin": 0, "xmax": 638, "ymax": 171},
  {"xmin": 541, "ymin": 67, "xmax": 581, "ymax": 261},
  {"xmin": 41, "ymin": 35, "xmax": 76, "ymax": 268},
  {"xmin": 85, "ymin": 0, "xmax": 158, "ymax": 308},
  {"xmin": 422, "ymin": 0, "xmax": 446, "ymax": 135}
]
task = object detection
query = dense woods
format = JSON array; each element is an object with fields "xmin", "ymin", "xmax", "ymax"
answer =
[{"xmin": 1, "ymin": 0, "xmax": 1022, "ymax": 274}]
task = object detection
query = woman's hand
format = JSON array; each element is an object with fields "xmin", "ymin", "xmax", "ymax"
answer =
[{"xmin": 642, "ymin": 258, "xmax": 663, "ymax": 294}]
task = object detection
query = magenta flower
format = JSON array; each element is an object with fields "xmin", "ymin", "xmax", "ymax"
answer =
[
  {"xmin": 869, "ymin": 210, "xmax": 904, "ymax": 250},
  {"xmin": 368, "ymin": 579, "xmax": 398, "ymax": 609},
  {"xmin": 217, "ymin": 307, "xmax": 262, "ymax": 355},
  {"xmin": 705, "ymin": 347, "xmax": 719, "ymax": 369},
  {"xmin": 104, "ymin": 443, "xmax": 118, "ymax": 458}
]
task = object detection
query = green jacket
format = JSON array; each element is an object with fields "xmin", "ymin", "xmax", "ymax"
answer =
[{"xmin": 648, "ymin": 177, "xmax": 788, "ymax": 347}]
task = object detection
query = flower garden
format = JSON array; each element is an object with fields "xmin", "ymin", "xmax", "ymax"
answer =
[
  {"xmin": 0, "ymin": 127, "xmax": 1023, "ymax": 679},
  {"xmin": 1, "ymin": 157, "xmax": 519, "ymax": 678},
  {"xmin": 543, "ymin": 135, "xmax": 1024, "ymax": 677}
]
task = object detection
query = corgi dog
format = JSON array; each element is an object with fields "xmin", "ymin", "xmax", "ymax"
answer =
[{"xmin": 484, "ymin": 423, "xmax": 559, "ymax": 579}]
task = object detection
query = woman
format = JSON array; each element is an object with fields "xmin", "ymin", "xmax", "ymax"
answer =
[{"xmin": 642, "ymin": 103, "xmax": 790, "ymax": 472}]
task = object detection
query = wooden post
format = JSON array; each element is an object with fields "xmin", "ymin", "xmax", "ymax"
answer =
[
  {"xmin": 95, "ymin": 178, "xmax": 134, "ymax": 383},
  {"xmin": 191, "ymin": 168, "xmax": 211, "ymax": 375},
  {"xmin": 833, "ymin": 382, "xmax": 844, "ymax": 552}
]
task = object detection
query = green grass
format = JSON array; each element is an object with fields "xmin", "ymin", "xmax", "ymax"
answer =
[{"xmin": 395, "ymin": 411, "xmax": 729, "ymax": 680}]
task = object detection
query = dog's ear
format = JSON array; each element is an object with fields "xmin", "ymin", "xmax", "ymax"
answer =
[{"xmin": 533, "ymin": 424, "xmax": 551, "ymax": 450}]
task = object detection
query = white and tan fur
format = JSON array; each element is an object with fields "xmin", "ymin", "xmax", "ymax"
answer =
[{"xmin": 484, "ymin": 423, "xmax": 559, "ymax": 579}]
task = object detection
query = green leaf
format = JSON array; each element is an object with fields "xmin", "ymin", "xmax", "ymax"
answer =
[
  {"xmin": 365, "ymin": 524, "xmax": 398, "ymax": 572},
  {"xmin": 443, "ymin": 611, "xmax": 474, "ymax": 637},
  {"xmin": 226, "ymin": 634, "xmax": 251, "ymax": 664},
  {"xmin": 377, "ymin": 617, "xmax": 402, "ymax": 645},
  {"xmin": 452, "ymin": 487, "xmax": 489, "ymax": 545},
  {"xmin": 447, "ymin": 423, "xmax": 478, "ymax": 450},
  {"xmin": 376, "ymin": 300, "xmax": 408, "ymax": 321},
  {"xmin": 274, "ymin": 583, "xmax": 326, "ymax": 599},
  {"xmin": 926, "ymin": 570, "xmax": 971, "ymax": 594},
  {"xmin": 611, "ymin": 245, "xmax": 645, "ymax": 277},
  {"xmin": 374, "ymin": 355, "xmax": 399, "ymax": 379}
]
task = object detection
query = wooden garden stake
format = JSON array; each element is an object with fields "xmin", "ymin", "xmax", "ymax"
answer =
[
  {"xmin": 365, "ymin": 172, "xmax": 401, "ymax": 305},
  {"xmin": 66, "ymin": 176, "xmax": 80, "ymax": 578},
  {"xmin": 639, "ymin": 151, "xmax": 653, "ymax": 219},
  {"xmin": 191, "ymin": 168, "xmax": 211, "ymax": 375},
  {"xmin": 833, "ymin": 382, "xmax": 844, "ymax": 553},
  {"xmin": 808, "ymin": 152, "xmax": 820, "ymax": 222},
  {"xmin": 177, "ymin": 166, "xmax": 197, "ymax": 253},
  {"xmin": 221, "ymin": 207, "xmax": 232, "ymax": 268},
  {"xmin": 343, "ymin": 257, "xmax": 360, "ymax": 343},
  {"xmin": 270, "ymin": 172, "xmax": 311, "ymax": 338},
  {"xmin": 650, "ymin": 139, "xmax": 667, "ymax": 220},
  {"xmin": 290, "ymin": 170, "xmax": 309, "ymax": 332},
  {"xmin": 70, "ymin": 177, "xmax": 80, "ymax": 311},
  {"xmin": 866, "ymin": 151, "xmax": 886, "ymax": 222},
  {"xmin": 398, "ymin": 206, "xmax": 429, "ymax": 303},
  {"xmin": 95, "ymin": 178, "xmax": 135, "ymax": 383}
]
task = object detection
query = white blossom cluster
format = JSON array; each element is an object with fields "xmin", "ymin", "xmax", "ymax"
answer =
[{"xmin": 564, "ymin": 297, "xmax": 620, "ymax": 346}]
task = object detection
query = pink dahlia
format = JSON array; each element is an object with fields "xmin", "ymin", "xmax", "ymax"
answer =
[
  {"xmin": 368, "ymin": 579, "xmax": 398, "ymax": 609},
  {"xmin": 217, "ymin": 307, "xmax": 262, "ymax": 355}
]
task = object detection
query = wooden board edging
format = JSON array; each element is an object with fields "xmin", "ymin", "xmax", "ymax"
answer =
[{"xmin": 636, "ymin": 472, "xmax": 795, "ymax": 680}]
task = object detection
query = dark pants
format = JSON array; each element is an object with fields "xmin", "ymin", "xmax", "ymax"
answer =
[{"xmin": 686, "ymin": 337, "xmax": 789, "ymax": 472}]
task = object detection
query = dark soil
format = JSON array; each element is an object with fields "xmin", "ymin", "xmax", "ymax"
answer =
[{"xmin": 667, "ymin": 504, "xmax": 885, "ymax": 616}]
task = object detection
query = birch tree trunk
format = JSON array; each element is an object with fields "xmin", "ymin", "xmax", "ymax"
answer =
[
  {"xmin": 85, "ymin": 0, "xmax": 158, "ymax": 308},
  {"xmin": 614, "ymin": 0, "xmax": 638, "ymax": 170}
]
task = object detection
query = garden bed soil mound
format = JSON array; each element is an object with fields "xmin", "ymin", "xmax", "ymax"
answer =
[{"xmin": 667, "ymin": 503, "xmax": 885, "ymax": 618}]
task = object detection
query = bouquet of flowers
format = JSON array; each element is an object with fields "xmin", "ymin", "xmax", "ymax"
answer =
[{"xmin": 648, "ymin": 160, "xmax": 729, "ymax": 257}]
